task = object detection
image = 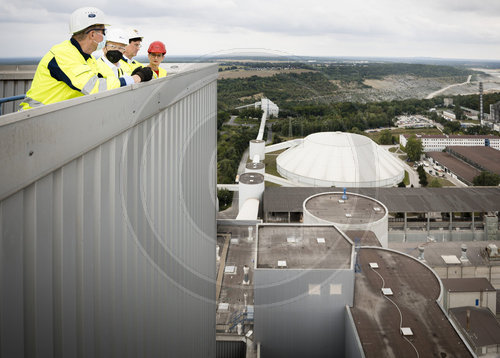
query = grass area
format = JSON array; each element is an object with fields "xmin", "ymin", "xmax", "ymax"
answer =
[
  {"xmin": 389, "ymin": 147, "xmax": 398, "ymax": 153},
  {"xmin": 398, "ymin": 154, "xmax": 408, "ymax": 161},
  {"xmin": 265, "ymin": 181, "xmax": 281, "ymax": 187},
  {"xmin": 403, "ymin": 171, "xmax": 410, "ymax": 186},
  {"xmin": 234, "ymin": 117, "xmax": 261, "ymax": 124},
  {"xmin": 263, "ymin": 153, "xmax": 286, "ymax": 178},
  {"xmin": 426, "ymin": 173, "xmax": 455, "ymax": 187}
]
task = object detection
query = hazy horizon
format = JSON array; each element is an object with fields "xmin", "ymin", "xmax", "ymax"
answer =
[{"xmin": 2, "ymin": 1, "xmax": 500, "ymax": 61}]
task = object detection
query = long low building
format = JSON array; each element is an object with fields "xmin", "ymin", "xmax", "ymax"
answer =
[
  {"xmin": 263, "ymin": 187, "xmax": 500, "ymax": 242},
  {"xmin": 427, "ymin": 146, "xmax": 500, "ymax": 185},
  {"xmin": 400, "ymin": 134, "xmax": 500, "ymax": 151}
]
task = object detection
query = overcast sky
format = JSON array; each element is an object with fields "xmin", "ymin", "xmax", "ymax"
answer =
[{"xmin": 2, "ymin": 0, "xmax": 500, "ymax": 60}]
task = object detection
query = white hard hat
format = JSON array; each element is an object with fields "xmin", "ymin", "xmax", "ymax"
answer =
[
  {"xmin": 126, "ymin": 27, "xmax": 144, "ymax": 41},
  {"xmin": 69, "ymin": 7, "xmax": 108, "ymax": 34},
  {"xmin": 106, "ymin": 28, "xmax": 128, "ymax": 45}
]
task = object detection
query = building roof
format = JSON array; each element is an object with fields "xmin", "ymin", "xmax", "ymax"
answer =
[
  {"xmin": 441, "ymin": 278, "xmax": 496, "ymax": 293},
  {"xmin": 352, "ymin": 248, "xmax": 473, "ymax": 357},
  {"xmin": 426, "ymin": 152, "xmax": 481, "ymax": 183},
  {"xmin": 343, "ymin": 230, "xmax": 382, "ymax": 247},
  {"xmin": 304, "ymin": 192, "xmax": 386, "ymax": 225},
  {"xmin": 263, "ymin": 187, "xmax": 500, "ymax": 214},
  {"xmin": 402, "ymin": 134, "xmax": 500, "ymax": 139},
  {"xmin": 389, "ymin": 241, "xmax": 500, "ymax": 268},
  {"xmin": 447, "ymin": 146, "xmax": 500, "ymax": 175},
  {"xmin": 449, "ymin": 306, "xmax": 500, "ymax": 348},
  {"xmin": 256, "ymin": 224, "xmax": 352, "ymax": 269},
  {"xmin": 276, "ymin": 132, "xmax": 404, "ymax": 187}
]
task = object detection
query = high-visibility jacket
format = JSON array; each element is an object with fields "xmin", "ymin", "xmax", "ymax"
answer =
[
  {"xmin": 152, "ymin": 66, "xmax": 167, "ymax": 79},
  {"xmin": 20, "ymin": 38, "xmax": 127, "ymax": 110},
  {"xmin": 96, "ymin": 56, "xmax": 125, "ymax": 78},
  {"xmin": 119, "ymin": 57, "xmax": 143, "ymax": 75}
]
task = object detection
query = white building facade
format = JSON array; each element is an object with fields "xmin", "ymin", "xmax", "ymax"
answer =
[{"xmin": 400, "ymin": 134, "xmax": 500, "ymax": 152}]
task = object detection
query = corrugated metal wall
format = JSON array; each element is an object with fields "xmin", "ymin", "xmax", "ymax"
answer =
[
  {"xmin": 0, "ymin": 65, "xmax": 35, "ymax": 115},
  {"xmin": 0, "ymin": 64, "xmax": 217, "ymax": 358}
]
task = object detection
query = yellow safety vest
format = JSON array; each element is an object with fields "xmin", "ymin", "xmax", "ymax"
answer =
[
  {"xmin": 152, "ymin": 67, "xmax": 167, "ymax": 79},
  {"xmin": 119, "ymin": 58, "xmax": 143, "ymax": 75},
  {"xmin": 20, "ymin": 39, "xmax": 124, "ymax": 110}
]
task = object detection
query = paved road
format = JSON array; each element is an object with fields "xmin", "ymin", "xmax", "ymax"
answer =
[
  {"xmin": 382, "ymin": 145, "xmax": 420, "ymax": 187},
  {"xmin": 426, "ymin": 75, "xmax": 472, "ymax": 99}
]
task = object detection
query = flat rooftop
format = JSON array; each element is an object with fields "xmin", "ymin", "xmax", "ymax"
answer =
[
  {"xmin": 352, "ymin": 248, "xmax": 473, "ymax": 357},
  {"xmin": 449, "ymin": 306, "xmax": 500, "ymax": 348},
  {"xmin": 256, "ymin": 225, "xmax": 352, "ymax": 269},
  {"xmin": 441, "ymin": 278, "xmax": 496, "ymax": 293},
  {"xmin": 389, "ymin": 241, "xmax": 500, "ymax": 268},
  {"xmin": 216, "ymin": 224, "xmax": 256, "ymax": 333},
  {"xmin": 304, "ymin": 192, "xmax": 386, "ymax": 224},
  {"xmin": 264, "ymin": 187, "xmax": 500, "ymax": 214}
]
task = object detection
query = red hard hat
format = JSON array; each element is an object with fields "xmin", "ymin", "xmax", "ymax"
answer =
[{"xmin": 148, "ymin": 41, "xmax": 166, "ymax": 54}]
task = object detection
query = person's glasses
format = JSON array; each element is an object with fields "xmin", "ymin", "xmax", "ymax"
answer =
[
  {"xmin": 132, "ymin": 43, "xmax": 142, "ymax": 49},
  {"xmin": 87, "ymin": 28, "xmax": 106, "ymax": 35},
  {"xmin": 106, "ymin": 44, "xmax": 126, "ymax": 52},
  {"xmin": 149, "ymin": 53, "xmax": 164, "ymax": 58}
]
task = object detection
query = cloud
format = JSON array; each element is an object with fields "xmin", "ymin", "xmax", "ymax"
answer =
[{"xmin": 1, "ymin": 0, "xmax": 500, "ymax": 59}]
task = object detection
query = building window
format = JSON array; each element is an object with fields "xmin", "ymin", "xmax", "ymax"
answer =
[{"xmin": 309, "ymin": 284, "xmax": 321, "ymax": 295}]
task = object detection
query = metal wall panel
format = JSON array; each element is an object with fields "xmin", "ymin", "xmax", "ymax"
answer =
[
  {"xmin": 0, "ymin": 66, "xmax": 34, "ymax": 114},
  {"xmin": 0, "ymin": 63, "xmax": 217, "ymax": 357}
]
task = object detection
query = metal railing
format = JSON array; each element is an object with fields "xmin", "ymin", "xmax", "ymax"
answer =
[{"xmin": 0, "ymin": 94, "xmax": 25, "ymax": 115}]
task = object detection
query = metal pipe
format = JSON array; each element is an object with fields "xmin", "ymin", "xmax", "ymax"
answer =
[{"xmin": 0, "ymin": 94, "xmax": 25, "ymax": 115}]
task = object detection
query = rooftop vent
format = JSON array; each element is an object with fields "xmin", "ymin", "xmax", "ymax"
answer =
[
  {"xmin": 316, "ymin": 237, "xmax": 326, "ymax": 244},
  {"xmin": 369, "ymin": 262, "xmax": 379, "ymax": 269},
  {"xmin": 373, "ymin": 207, "xmax": 381, "ymax": 212},
  {"xmin": 277, "ymin": 260, "xmax": 287, "ymax": 268},
  {"xmin": 287, "ymin": 237, "xmax": 296, "ymax": 243},
  {"xmin": 230, "ymin": 238, "xmax": 239, "ymax": 245},
  {"xmin": 225, "ymin": 265, "xmax": 237, "ymax": 274},
  {"xmin": 441, "ymin": 255, "xmax": 461, "ymax": 265},
  {"xmin": 338, "ymin": 199, "xmax": 345, "ymax": 204},
  {"xmin": 382, "ymin": 288, "xmax": 393, "ymax": 296},
  {"xmin": 345, "ymin": 213, "xmax": 352, "ymax": 218},
  {"xmin": 401, "ymin": 327, "xmax": 413, "ymax": 336}
]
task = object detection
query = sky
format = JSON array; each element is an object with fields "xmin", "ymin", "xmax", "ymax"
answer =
[{"xmin": 2, "ymin": 0, "xmax": 500, "ymax": 60}]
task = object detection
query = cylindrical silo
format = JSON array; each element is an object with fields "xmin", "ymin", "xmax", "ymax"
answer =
[
  {"xmin": 238, "ymin": 172, "xmax": 265, "ymax": 211},
  {"xmin": 249, "ymin": 139, "xmax": 266, "ymax": 161},
  {"xmin": 245, "ymin": 162, "xmax": 265, "ymax": 175},
  {"xmin": 303, "ymin": 191, "xmax": 389, "ymax": 247}
]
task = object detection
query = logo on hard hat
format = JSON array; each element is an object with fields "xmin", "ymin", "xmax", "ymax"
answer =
[{"xmin": 88, "ymin": 13, "xmax": 96, "ymax": 18}]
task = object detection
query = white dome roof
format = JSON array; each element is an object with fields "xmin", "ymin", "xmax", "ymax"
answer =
[{"xmin": 276, "ymin": 132, "xmax": 404, "ymax": 187}]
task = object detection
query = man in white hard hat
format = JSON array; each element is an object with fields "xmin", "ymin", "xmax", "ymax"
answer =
[
  {"xmin": 120, "ymin": 27, "xmax": 145, "ymax": 75},
  {"xmin": 20, "ymin": 7, "xmax": 152, "ymax": 110},
  {"xmin": 96, "ymin": 28, "xmax": 131, "ymax": 79}
]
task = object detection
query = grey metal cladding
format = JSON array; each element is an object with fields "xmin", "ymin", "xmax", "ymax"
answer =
[{"xmin": 0, "ymin": 63, "xmax": 218, "ymax": 358}]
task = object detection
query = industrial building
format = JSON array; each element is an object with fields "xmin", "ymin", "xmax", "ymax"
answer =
[
  {"xmin": 263, "ymin": 187, "xmax": 500, "ymax": 242},
  {"xmin": 276, "ymin": 132, "xmax": 405, "ymax": 187},
  {"xmin": 427, "ymin": 146, "xmax": 500, "ymax": 185},
  {"xmin": 400, "ymin": 134, "xmax": 500, "ymax": 152}
]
